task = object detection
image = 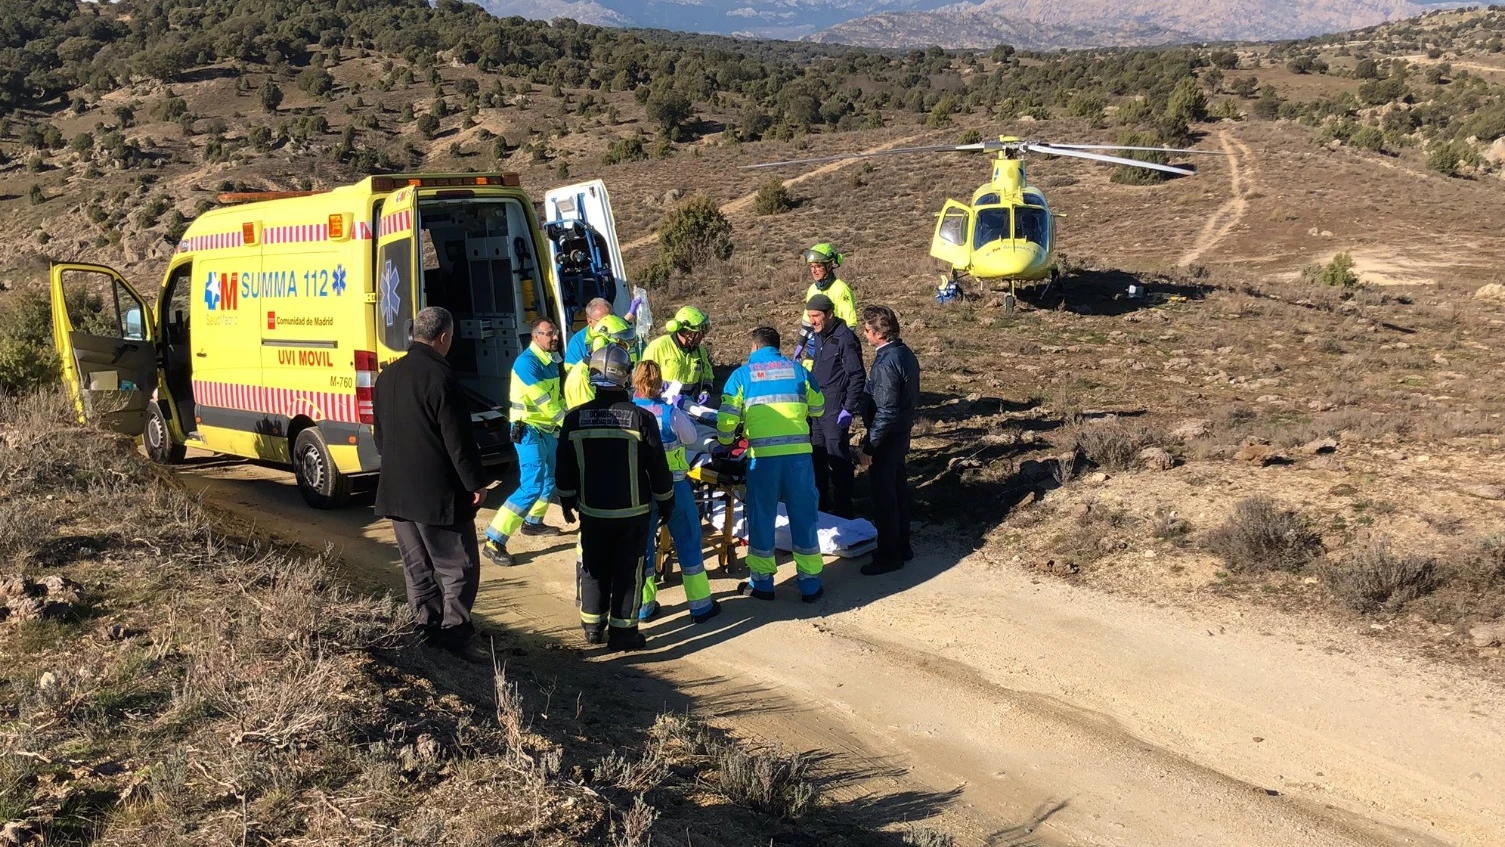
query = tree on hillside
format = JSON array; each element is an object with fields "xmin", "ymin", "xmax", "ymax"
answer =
[
  {"xmin": 1166, "ymin": 76, "xmax": 1207, "ymax": 124},
  {"xmin": 259, "ymin": 79, "xmax": 283, "ymax": 113},
  {"xmin": 646, "ymin": 88, "xmax": 693, "ymax": 141}
]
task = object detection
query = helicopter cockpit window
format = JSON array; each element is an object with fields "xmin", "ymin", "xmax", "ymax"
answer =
[
  {"xmin": 1015, "ymin": 206, "xmax": 1047, "ymax": 246},
  {"xmin": 973, "ymin": 207, "xmax": 1011, "ymax": 248},
  {"xmin": 937, "ymin": 207, "xmax": 969, "ymax": 246},
  {"xmin": 975, "ymin": 193, "xmax": 1001, "ymax": 206}
]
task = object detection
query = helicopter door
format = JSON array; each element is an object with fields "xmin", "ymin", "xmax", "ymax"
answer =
[
  {"xmin": 930, "ymin": 200, "xmax": 973, "ymax": 270},
  {"xmin": 543, "ymin": 180, "xmax": 629, "ymax": 332}
]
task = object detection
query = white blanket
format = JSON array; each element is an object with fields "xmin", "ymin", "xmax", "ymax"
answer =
[{"xmin": 708, "ymin": 498, "xmax": 878, "ymax": 559}]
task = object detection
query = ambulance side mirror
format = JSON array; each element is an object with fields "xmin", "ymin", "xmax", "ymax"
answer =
[
  {"xmin": 123, "ymin": 307, "xmax": 146, "ymax": 341},
  {"xmin": 403, "ymin": 318, "xmax": 414, "ymax": 347}
]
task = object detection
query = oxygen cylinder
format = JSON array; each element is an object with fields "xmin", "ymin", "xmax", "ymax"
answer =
[{"xmin": 520, "ymin": 277, "xmax": 540, "ymax": 322}]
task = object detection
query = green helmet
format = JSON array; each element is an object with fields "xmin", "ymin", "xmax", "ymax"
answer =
[
  {"xmin": 803, "ymin": 243, "xmax": 843, "ymax": 267},
  {"xmin": 588, "ymin": 314, "xmax": 635, "ymax": 351},
  {"xmin": 665, "ymin": 305, "xmax": 709, "ymax": 334},
  {"xmin": 588, "ymin": 344, "xmax": 633, "ymax": 389}
]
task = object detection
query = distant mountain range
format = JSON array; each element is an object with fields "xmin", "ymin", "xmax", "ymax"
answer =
[
  {"xmin": 480, "ymin": 0, "xmax": 1463, "ymax": 47},
  {"xmin": 808, "ymin": 0, "xmax": 1457, "ymax": 49}
]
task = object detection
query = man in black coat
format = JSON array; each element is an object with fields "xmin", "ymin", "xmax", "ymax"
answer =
[
  {"xmin": 855, "ymin": 304, "xmax": 920, "ymax": 575},
  {"xmin": 804, "ymin": 293, "xmax": 866, "ymax": 519},
  {"xmin": 373, "ymin": 306, "xmax": 491, "ymax": 662}
]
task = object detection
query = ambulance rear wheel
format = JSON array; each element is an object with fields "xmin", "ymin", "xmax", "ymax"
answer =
[
  {"xmin": 293, "ymin": 427, "xmax": 352, "ymax": 509},
  {"xmin": 144, "ymin": 403, "xmax": 186, "ymax": 465}
]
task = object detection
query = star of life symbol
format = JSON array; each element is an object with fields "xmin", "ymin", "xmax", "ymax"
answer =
[
  {"xmin": 331, "ymin": 264, "xmax": 347, "ymax": 296},
  {"xmin": 203, "ymin": 272, "xmax": 221, "ymax": 310},
  {"xmin": 380, "ymin": 260, "xmax": 401, "ymax": 327}
]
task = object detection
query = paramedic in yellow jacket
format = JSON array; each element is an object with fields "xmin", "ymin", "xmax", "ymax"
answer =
[
  {"xmin": 484, "ymin": 319, "xmax": 564, "ymax": 567},
  {"xmin": 562, "ymin": 314, "xmax": 637, "ymax": 409},
  {"xmin": 641, "ymin": 306, "xmax": 714, "ymax": 399},
  {"xmin": 716, "ymin": 325, "xmax": 827, "ymax": 602},
  {"xmin": 795, "ymin": 243, "xmax": 856, "ymax": 359}
]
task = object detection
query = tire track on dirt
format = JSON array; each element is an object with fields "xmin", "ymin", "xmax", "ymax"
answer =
[
  {"xmin": 1178, "ymin": 130, "xmax": 1254, "ymax": 267},
  {"xmin": 621, "ymin": 134, "xmax": 925, "ymax": 253}
]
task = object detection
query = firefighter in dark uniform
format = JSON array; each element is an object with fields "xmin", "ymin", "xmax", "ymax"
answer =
[{"xmin": 555, "ymin": 344, "xmax": 676, "ymax": 651}]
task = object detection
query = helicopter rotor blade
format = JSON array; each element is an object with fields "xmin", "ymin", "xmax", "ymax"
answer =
[
  {"xmin": 1022, "ymin": 143, "xmax": 1196, "ymax": 176},
  {"xmin": 740, "ymin": 142, "xmax": 993, "ymax": 170},
  {"xmin": 1036, "ymin": 143, "xmax": 1227, "ymax": 155}
]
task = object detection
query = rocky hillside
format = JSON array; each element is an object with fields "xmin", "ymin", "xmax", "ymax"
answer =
[{"xmin": 810, "ymin": 0, "xmax": 1460, "ymax": 49}]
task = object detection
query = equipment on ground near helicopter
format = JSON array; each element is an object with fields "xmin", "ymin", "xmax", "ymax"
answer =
[{"xmin": 746, "ymin": 136, "xmax": 1222, "ymax": 313}]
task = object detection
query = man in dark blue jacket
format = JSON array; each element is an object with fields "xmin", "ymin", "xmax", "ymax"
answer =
[
  {"xmin": 804, "ymin": 293, "xmax": 866, "ymax": 519},
  {"xmin": 856, "ymin": 304, "xmax": 920, "ymax": 574}
]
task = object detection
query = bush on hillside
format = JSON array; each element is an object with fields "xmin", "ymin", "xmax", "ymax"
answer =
[
  {"xmin": 0, "ymin": 290, "xmax": 61, "ymax": 395},
  {"xmin": 753, "ymin": 180, "xmax": 794, "ymax": 216},
  {"xmin": 601, "ymin": 133, "xmax": 647, "ymax": 165},
  {"xmin": 1205, "ymin": 497, "xmax": 1322, "ymax": 574},
  {"xmin": 1301, "ymin": 251, "xmax": 1359, "ymax": 287},
  {"xmin": 1108, "ymin": 130, "xmax": 1170, "ymax": 185},
  {"xmin": 657, "ymin": 195, "xmax": 733, "ymax": 274}
]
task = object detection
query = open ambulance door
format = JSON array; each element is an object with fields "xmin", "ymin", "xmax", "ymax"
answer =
[
  {"xmin": 374, "ymin": 186, "xmax": 420, "ymax": 361},
  {"xmin": 542, "ymin": 180, "xmax": 633, "ymax": 334},
  {"xmin": 49, "ymin": 263, "xmax": 159, "ymax": 435},
  {"xmin": 929, "ymin": 200, "xmax": 974, "ymax": 271}
]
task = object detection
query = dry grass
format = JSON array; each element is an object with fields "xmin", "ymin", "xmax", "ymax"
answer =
[
  {"xmin": 1205, "ymin": 497, "xmax": 1323, "ymax": 574},
  {"xmin": 1323, "ymin": 538, "xmax": 1439, "ymax": 613},
  {"xmin": 1066, "ymin": 418, "xmax": 1158, "ymax": 472},
  {"xmin": 0, "ymin": 390, "xmax": 945, "ymax": 845}
]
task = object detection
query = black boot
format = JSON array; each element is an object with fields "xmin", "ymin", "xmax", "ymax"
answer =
[
  {"xmin": 582, "ymin": 626, "xmax": 605, "ymax": 645},
  {"xmin": 738, "ymin": 580, "xmax": 776, "ymax": 601},
  {"xmin": 607, "ymin": 628, "xmax": 646, "ymax": 652},
  {"xmin": 690, "ymin": 598, "xmax": 723, "ymax": 623},
  {"xmin": 520, "ymin": 522, "xmax": 563, "ymax": 537}
]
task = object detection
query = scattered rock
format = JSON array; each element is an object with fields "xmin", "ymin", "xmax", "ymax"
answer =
[
  {"xmin": 1169, "ymin": 419, "xmax": 1210, "ymax": 441},
  {"xmin": 1088, "ymin": 472, "xmax": 1110, "ymax": 484},
  {"xmin": 415, "ymin": 733, "xmax": 442, "ymax": 763},
  {"xmin": 1461, "ymin": 484, "xmax": 1505, "ymax": 501},
  {"xmin": 5, "ymin": 596, "xmax": 42, "ymax": 623},
  {"xmin": 1, "ymin": 820, "xmax": 44, "ymax": 847},
  {"xmin": 1136, "ymin": 446, "xmax": 1175, "ymax": 471},
  {"xmin": 964, "ymin": 392, "xmax": 982, "ymax": 403},
  {"xmin": 1301, "ymin": 438, "xmax": 1338, "ymax": 455},
  {"xmin": 1470, "ymin": 620, "xmax": 1505, "ymax": 647},
  {"xmin": 1020, "ymin": 430, "xmax": 1039, "ymax": 445},
  {"xmin": 38, "ymin": 671, "xmax": 57, "ymax": 692},
  {"xmin": 0, "ymin": 575, "xmax": 27, "ymax": 601},
  {"xmin": 1235, "ymin": 442, "xmax": 1287, "ymax": 466},
  {"xmin": 1473, "ymin": 283, "xmax": 1505, "ymax": 301},
  {"xmin": 1255, "ymin": 394, "xmax": 1284, "ymax": 404},
  {"xmin": 106, "ymin": 623, "xmax": 130, "ymax": 641}
]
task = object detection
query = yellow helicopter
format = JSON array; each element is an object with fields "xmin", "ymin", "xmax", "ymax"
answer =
[{"xmin": 749, "ymin": 135, "xmax": 1217, "ymax": 312}]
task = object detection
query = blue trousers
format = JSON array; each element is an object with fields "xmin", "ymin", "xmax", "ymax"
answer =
[
  {"xmin": 486, "ymin": 427, "xmax": 556, "ymax": 545},
  {"xmin": 744, "ymin": 452, "xmax": 823, "ymax": 597},
  {"xmin": 643, "ymin": 479, "xmax": 714, "ymax": 617}
]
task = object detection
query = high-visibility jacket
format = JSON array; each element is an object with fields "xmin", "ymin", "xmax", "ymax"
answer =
[
  {"xmin": 509, "ymin": 342, "xmax": 564, "ymax": 432},
  {"xmin": 642, "ymin": 333, "xmax": 713, "ymax": 394},
  {"xmin": 563, "ymin": 360, "xmax": 596, "ymax": 410},
  {"xmin": 562, "ymin": 326, "xmax": 592, "ymax": 373},
  {"xmin": 717, "ymin": 346, "xmax": 824, "ymax": 458},
  {"xmin": 805, "ymin": 277, "xmax": 857, "ymax": 329},
  {"xmin": 634, "ymin": 396, "xmax": 696, "ymax": 481}
]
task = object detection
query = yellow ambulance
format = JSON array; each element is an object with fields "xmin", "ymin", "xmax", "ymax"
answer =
[{"xmin": 51, "ymin": 173, "xmax": 635, "ymax": 508}]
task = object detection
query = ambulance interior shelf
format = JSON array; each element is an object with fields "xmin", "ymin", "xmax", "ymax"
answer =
[{"xmin": 416, "ymin": 197, "xmax": 546, "ymax": 408}]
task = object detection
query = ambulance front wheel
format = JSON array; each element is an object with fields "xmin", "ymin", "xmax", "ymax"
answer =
[
  {"xmin": 145, "ymin": 403, "xmax": 186, "ymax": 465},
  {"xmin": 293, "ymin": 427, "xmax": 352, "ymax": 509}
]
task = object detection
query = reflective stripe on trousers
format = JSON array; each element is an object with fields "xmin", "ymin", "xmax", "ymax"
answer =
[{"xmin": 743, "ymin": 453, "xmax": 823, "ymax": 597}]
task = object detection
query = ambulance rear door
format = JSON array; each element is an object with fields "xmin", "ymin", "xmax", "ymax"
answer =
[
  {"xmin": 374, "ymin": 186, "xmax": 420, "ymax": 362},
  {"xmin": 542, "ymin": 180, "xmax": 630, "ymax": 332},
  {"xmin": 49, "ymin": 263, "xmax": 159, "ymax": 434}
]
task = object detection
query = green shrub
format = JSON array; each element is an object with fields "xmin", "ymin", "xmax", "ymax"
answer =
[
  {"xmin": 753, "ymin": 179, "xmax": 794, "ymax": 216},
  {"xmin": 601, "ymin": 134, "xmax": 647, "ymax": 165},
  {"xmin": 1108, "ymin": 130, "xmax": 1170, "ymax": 185},
  {"xmin": 0, "ymin": 291, "xmax": 61, "ymax": 395},
  {"xmin": 1350, "ymin": 126, "xmax": 1384, "ymax": 151},
  {"xmin": 657, "ymin": 195, "xmax": 732, "ymax": 274},
  {"xmin": 1427, "ymin": 142, "xmax": 1464, "ymax": 177},
  {"xmin": 1301, "ymin": 251, "xmax": 1358, "ymax": 287}
]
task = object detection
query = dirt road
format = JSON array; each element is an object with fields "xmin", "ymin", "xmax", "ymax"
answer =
[{"xmin": 179, "ymin": 456, "xmax": 1505, "ymax": 847}]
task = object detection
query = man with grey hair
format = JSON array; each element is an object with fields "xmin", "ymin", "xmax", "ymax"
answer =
[
  {"xmin": 374, "ymin": 306, "xmax": 491, "ymax": 663},
  {"xmin": 563, "ymin": 297, "xmax": 614, "ymax": 374}
]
